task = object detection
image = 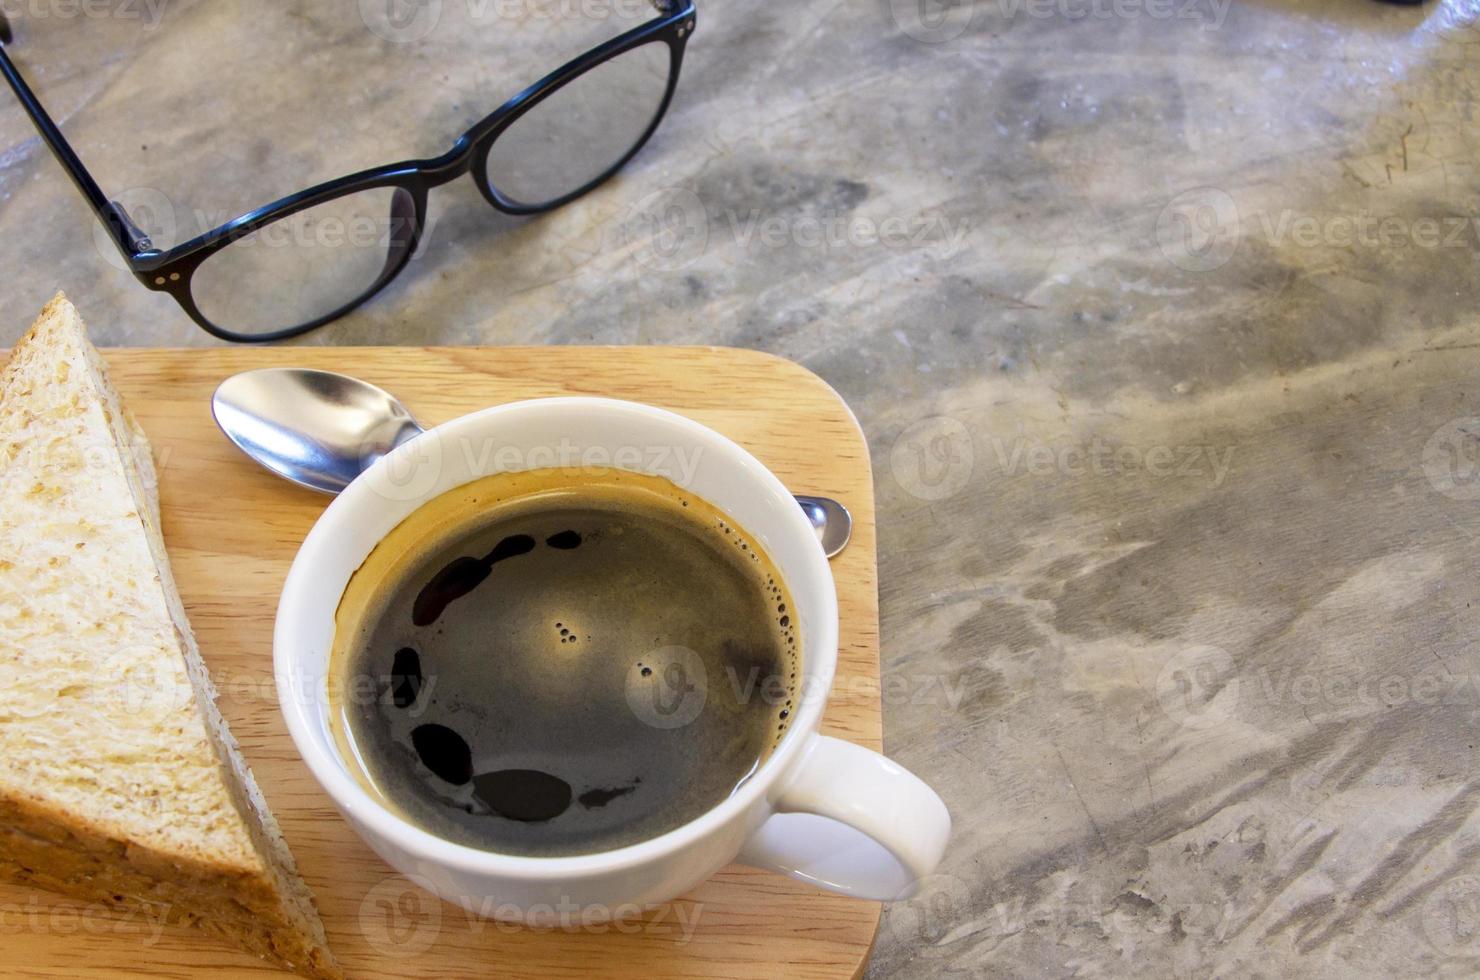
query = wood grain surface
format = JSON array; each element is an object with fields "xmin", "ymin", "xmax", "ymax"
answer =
[{"xmin": 0, "ymin": 347, "xmax": 881, "ymax": 979}]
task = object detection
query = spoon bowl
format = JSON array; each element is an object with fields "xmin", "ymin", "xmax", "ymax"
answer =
[{"xmin": 213, "ymin": 369, "xmax": 421, "ymax": 495}]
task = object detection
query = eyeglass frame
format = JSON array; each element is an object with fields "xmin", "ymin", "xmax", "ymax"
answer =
[{"xmin": 0, "ymin": 2, "xmax": 696, "ymax": 343}]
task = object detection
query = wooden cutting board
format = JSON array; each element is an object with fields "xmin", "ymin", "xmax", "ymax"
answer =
[{"xmin": 0, "ymin": 347, "xmax": 882, "ymax": 979}]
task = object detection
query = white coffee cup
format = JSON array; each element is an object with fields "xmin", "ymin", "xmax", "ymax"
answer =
[{"xmin": 275, "ymin": 397, "xmax": 950, "ymax": 917}]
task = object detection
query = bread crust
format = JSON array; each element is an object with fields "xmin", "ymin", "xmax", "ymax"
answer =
[{"xmin": 0, "ymin": 295, "xmax": 340, "ymax": 979}]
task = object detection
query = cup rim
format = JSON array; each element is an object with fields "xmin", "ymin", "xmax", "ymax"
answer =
[{"xmin": 274, "ymin": 397, "xmax": 840, "ymax": 879}]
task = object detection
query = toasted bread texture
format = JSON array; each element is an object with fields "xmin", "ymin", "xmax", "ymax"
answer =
[{"xmin": 0, "ymin": 295, "xmax": 340, "ymax": 978}]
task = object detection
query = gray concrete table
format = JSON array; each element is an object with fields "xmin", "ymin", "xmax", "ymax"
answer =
[{"xmin": 5, "ymin": 0, "xmax": 1480, "ymax": 976}]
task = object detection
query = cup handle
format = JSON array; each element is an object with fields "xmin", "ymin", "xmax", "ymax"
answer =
[{"xmin": 737, "ymin": 734, "xmax": 951, "ymax": 901}]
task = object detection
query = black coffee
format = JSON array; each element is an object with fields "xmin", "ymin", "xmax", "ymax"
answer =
[{"xmin": 330, "ymin": 468, "xmax": 799, "ymax": 857}]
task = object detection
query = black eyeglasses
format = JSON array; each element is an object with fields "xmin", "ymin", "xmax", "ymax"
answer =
[{"xmin": 0, "ymin": 4, "xmax": 695, "ymax": 342}]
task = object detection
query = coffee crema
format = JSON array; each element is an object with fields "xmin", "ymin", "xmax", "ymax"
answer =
[{"xmin": 329, "ymin": 468, "xmax": 799, "ymax": 857}]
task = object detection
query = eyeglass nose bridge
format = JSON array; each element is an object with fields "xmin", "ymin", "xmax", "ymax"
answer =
[
  {"xmin": 406, "ymin": 124, "xmax": 527, "ymax": 215},
  {"xmin": 414, "ymin": 134, "xmax": 484, "ymax": 189},
  {"xmin": 413, "ymin": 104, "xmax": 545, "ymax": 209}
]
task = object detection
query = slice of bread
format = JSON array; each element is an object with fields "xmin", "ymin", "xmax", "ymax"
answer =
[{"xmin": 0, "ymin": 295, "xmax": 340, "ymax": 978}]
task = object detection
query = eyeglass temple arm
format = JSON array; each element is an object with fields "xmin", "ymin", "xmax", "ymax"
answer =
[{"xmin": 0, "ymin": 13, "xmax": 153, "ymax": 261}]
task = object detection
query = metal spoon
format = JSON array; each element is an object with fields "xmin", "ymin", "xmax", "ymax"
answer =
[{"xmin": 211, "ymin": 368, "xmax": 854, "ymax": 559}]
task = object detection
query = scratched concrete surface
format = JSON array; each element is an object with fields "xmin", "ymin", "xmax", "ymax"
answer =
[{"xmin": 6, "ymin": 0, "xmax": 1480, "ymax": 975}]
